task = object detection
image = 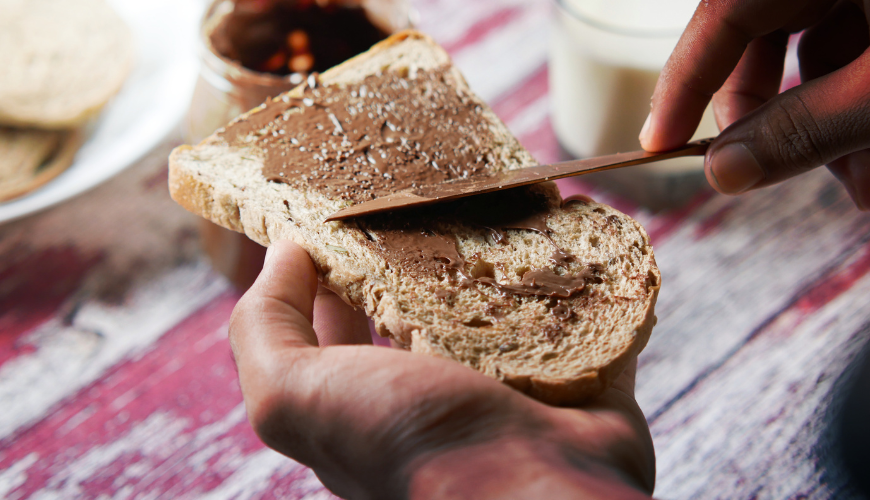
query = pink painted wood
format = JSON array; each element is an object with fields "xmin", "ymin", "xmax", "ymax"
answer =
[{"xmin": 1, "ymin": 1, "xmax": 867, "ymax": 498}]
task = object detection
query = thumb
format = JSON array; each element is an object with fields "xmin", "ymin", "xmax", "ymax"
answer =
[
  {"xmin": 705, "ymin": 51, "xmax": 870, "ymax": 198},
  {"xmin": 228, "ymin": 239, "xmax": 319, "ymax": 418}
]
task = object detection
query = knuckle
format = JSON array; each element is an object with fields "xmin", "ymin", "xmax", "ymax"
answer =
[
  {"xmin": 760, "ymin": 94, "xmax": 829, "ymax": 173},
  {"xmin": 246, "ymin": 363, "xmax": 310, "ymax": 451},
  {"xmin": 247, "ymin": 393, "xmax": 290, "ymax": 450}
]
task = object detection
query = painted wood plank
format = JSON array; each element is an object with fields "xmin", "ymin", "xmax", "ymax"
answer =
[
  {"xmin": 416, "ymin": 0, "xmax": 551, "ymax": 103},
  {"xmin": 635, "ymin": 171, "xmax": 870, "ymax": 418},
  {"xmin": 0, "ymin": 143, "xmax": 232, "ymax": 440},
  {"xmin": 0, "ymin": 261, "xmax": 228, "ymax": 439},
  {"xmin": 652, "ymin": 241, "xmax": 870, "ymax": 499},
  {"xmin": 451, "ymin": 7, "xmax": 550, "ymax": 103},
  {"xmin": 415, "ymin": 0, "xmax": 542, "ymax": 47},
  {"xmin": 0, "ymin": 293, "xmax": 336, "ymax": 499}
]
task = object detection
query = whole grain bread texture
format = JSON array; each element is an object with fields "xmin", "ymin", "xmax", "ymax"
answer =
[
  {"xmin": 0, "ymin": 0, "xmax": 134, "ymax": 128},
  {"xmin": 0, "ymin": 126, "xmax": 83, "ymax": 201},
  {"xmin": 169, "ymin": 31, "xmax": 661, "ymax": 405}
]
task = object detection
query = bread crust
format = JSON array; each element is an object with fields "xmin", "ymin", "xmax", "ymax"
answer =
[
  {"xmin": 0, "ymin": 127, "xmax": 84, "ymax": 202},
  {"xmin": 169, "ymin": 30, "xmax": 661, "ymax": 405}
]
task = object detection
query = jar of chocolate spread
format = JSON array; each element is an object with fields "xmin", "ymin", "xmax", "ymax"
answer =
[
  {"xmin": 186, "ymin": 0, "xmax": 412, "ymax": 289},
  {"xmin": 185, "ymin": 0, "xmax": 412, "ymax": 144}
]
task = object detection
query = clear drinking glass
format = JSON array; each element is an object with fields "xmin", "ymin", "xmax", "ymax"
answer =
[
  {"xmin": 549, "ymin": 0, "xmax": 719, "ymax": 208},
  {"xmin": 185, "ymin": 0, "xmax": 412, "ymax": 289}
]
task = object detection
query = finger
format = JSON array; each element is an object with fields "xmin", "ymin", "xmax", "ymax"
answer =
[
  {"xmin": 313, "ymin": 285, "xmax": 372, "ymax": 346},
  {"xmin": 705, "ymin": 50, "xmax": 870, "ymax": 194},
  {"xmin": 799, "ymin": 0, "xmax": 870, "ymax": 82},
  {"xmin": 827, "ymin": 150, "xmax": 870, "ymax": 210},
  {"xmin": 798, "ymin": 2, "xmax": 870, "ymax": 210},
  {"xmin": 558, "ymin": 357, "xmax": 653, "ymax": 492},
  {"xmin": 230, "ymin": 239, "xmax": 319, "ymax": 353},
  {"xmin": 640, "ymin": 0, "xmax": 822, "ymax": 152},
  {"xmin": 229, "ymin": 239, "xmax": 319, "ymax": 399},
  {"xmin": 609, "ymin": 357, "xmax": 637, "ymax": 398},
  {"xmin": 711, "ymin": 31, "xmax": 789, "ymax": 130},
  {"xmin": 228, "ymin": 239, "xmax": 364, "ymax": 487}
]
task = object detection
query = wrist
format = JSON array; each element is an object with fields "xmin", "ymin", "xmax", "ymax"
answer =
[{"xmin": 407, "ymin": 436, "xmax": 651, "ymax": 500}]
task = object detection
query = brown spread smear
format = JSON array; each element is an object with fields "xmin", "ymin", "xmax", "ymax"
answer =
[
  {"xmin": 360, "ymin": 191, "xmax": 605, "ymax": 314},
  {"xmin": 219, "ymin": 67, "xmax": 605, "ymax": 321},
  {"xmin": 370, "ymin": 226, "xmax": 469, "ymax": 278},
  {"xmin": 220, "ymin": 67, "xmax": 495, "ymax": 203}
]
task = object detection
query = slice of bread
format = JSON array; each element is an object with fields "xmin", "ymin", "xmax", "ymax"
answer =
[
  {"xmin": 0, "ymin": 126, "xmax": 83, "ymax": 202},
  {"xmin": 169, "ymin": 31, "xmax": 660, "ymax": 405},
  {"xmin": 0, "ymin": 0, "xmax": 134, "ymax": 128}
]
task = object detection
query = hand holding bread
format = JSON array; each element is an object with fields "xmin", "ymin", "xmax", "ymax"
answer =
[{"xmin": 229, "ymin": 240, "xmax": 655, "ymax": 499}]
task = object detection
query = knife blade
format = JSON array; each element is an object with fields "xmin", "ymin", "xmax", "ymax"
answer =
[{"xmin": 325, "ymin": 138, "xmax": 713, "ymax": 222}]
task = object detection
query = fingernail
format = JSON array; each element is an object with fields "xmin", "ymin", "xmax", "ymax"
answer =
[
  {"xmin": 710, "ymin": 143, "xmax": 764, "ymax": 194},
  {"xmin": 639, "ymin": 113, "xmax": 652, "ymax": 146},
  {"xmin": 264, "ymin": 245, "xmax": 275, "ymax": 265}
]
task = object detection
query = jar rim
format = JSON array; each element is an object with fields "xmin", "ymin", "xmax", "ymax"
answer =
[{"xmin": 199, "ymin": 0, "xmax": 303, "ymax": 88}]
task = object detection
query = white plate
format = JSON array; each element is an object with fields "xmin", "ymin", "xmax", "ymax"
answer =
[{"xmin": 0, "ymin": 0, "xmax": 205, "ymax": 224}]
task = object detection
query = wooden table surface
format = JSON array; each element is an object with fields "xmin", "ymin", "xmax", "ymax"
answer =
[{"xmin": 2, "ymin": 1, "xmax": 869, "ymax": 498}]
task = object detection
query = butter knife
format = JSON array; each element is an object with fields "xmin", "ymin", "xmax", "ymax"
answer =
[{"xmin": 325, "ymin": 138, "xmax": 713, "ymax": 222}]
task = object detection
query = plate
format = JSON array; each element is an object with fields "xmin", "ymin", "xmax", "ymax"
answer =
[{"xmin": 0, "ymin": 0, "xmax": 205, "ymax": 224}]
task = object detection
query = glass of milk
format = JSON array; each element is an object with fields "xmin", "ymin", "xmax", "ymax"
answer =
[{"xmin": 550, "ymin": 0, "xmax": 719, "ymax": 208}]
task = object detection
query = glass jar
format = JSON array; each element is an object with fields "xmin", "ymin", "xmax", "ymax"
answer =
[
  {"xmin": 185, "ymin": 0, "xmax": 413, "ymax": 144},
  {"xmin": 186, "ymin": 0, "xmax": 412, "ymax": 289},
  {"xmin": 550, "ymin": 0, "xmax": 719, "ymax": 209}
]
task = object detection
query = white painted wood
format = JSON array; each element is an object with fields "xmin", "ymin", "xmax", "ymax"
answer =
[
  {"xmin": 0, "ymin": 143, "xmax": 231, "ymax": 440},
  {"xmin": 653, "ymin": 245, "xmax": 870, "ymax": 499},
  {"xmin": 0, "ymin": 263, "xmax": 227, "ymax": 439},
  {"xmin": 636, "ymin": 171, "xmax": 870, "ymax": 417}
]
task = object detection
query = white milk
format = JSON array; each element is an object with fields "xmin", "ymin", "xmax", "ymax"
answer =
[{"xmin": 550, "ymin": 0, "xmax": 719, "ymax": 181}]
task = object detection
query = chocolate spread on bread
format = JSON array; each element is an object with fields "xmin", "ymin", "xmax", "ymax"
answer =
[
  {"xmin": 221, "ymin": 68, "xmax": 493, "ymax": 202},
  {"xmin": 368, "ymin": 219, "xmax": 601, "ymax": 300},
  {"xmin": 219, "ymin": 67, "xmax": 604, "ymax": 318},
  {"xmin": 361, "ymin": 191, "xmax": 604, "ymax": 310}
]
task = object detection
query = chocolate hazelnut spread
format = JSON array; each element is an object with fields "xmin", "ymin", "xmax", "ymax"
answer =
[
  {"xmin": 218, "ymin": 66, "xmax": 605, "ymax": 318},
  {"xmin": 369, "ymin": 226, "xmax": 470, "ymax": 278},
  {"xmin": 476, "ymin": 267, "xmax": 600, "ymax": 299},
  {"xmin": 220, "ymin": 67, "xmax": 494, "ymax": 202},
  {"xmin": 369, "ymin": 222, "xmax": 602, "ymax": 302},
  {"xmin": 469, "ymin": 205, "xmax": 575, "ymax": 266},
  {"xmin": 359, "ymin": 190, "xmax": 605, "ymax": 308},
  {"xmin": 210, "ymin": 0, "xmax": 389, "ymax": 77},
  {"xmin": 551, "ymin": 302, "xmax": 572, "ymax": 321}
]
